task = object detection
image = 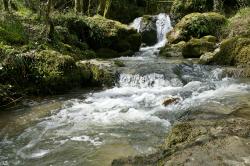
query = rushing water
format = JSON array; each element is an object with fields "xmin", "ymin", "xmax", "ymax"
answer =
[{"xmin": 1, "ymin": 14, "xmax": 250, "ymax": 166}]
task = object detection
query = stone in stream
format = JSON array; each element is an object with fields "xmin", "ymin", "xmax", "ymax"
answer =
[
  {"xmin": 162, "ymin": 97, "xmax": 180, "ymax": 106},
  {"xmin": 112, "ymin": 107, "xmax": 250, "ymax": 166}
]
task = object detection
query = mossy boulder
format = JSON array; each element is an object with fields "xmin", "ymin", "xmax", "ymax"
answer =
[
  {"xmin": 160, "ymin": 41, "xmax": 186, "ymax": 57},
  {"xmin": 182, "ymin": 37, "xmax": 216, "ymax": 58},
  {"xmin": 167, "ymin": 12, "xmax": 226, "ymax": 44},
  {"xmin": 77, "ymin": 60, "xmax": 117, "ymax": 87},
  {"xmin": 53, "ymin": 14, "xmax": 141, "ymax": 57},
  {"xmin": 213, "ymin": 37, "xmax": 250, "ymax": 66},
  {"xmin": 1, "ymin": 50, "xmax": 82, "ymax": 94}
]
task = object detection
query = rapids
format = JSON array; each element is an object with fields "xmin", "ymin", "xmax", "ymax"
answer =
[{"xmin": 1, "ymin": 14, "xmax": 250, "ymax": 166}]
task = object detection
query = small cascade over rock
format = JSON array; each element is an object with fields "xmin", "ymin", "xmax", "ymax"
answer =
[{"xmin": 130, "ymin": 13, "xmax": 172, "ymax": 46}]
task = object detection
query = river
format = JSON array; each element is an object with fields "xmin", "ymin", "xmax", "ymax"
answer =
[{"xmin": 1, "ymin": 14, "xmax": 250, "ymax": 166}]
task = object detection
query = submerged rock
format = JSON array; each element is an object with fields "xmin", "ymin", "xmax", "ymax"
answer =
[{"xmin": 167, "ymin": 12, "xmax": 226, "ymax": 44}]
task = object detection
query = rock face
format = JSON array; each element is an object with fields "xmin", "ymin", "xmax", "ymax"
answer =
[
  {"xmin": 139, "ymin": 16, "xmax": 158, "ymax": 46},
  {"xmin": 112, "ymin": 106, "xmax": 250, "ymax": 166},
  {"xmin": 167, "ymin": 12, "xmax": 226, "ymax": 44}
]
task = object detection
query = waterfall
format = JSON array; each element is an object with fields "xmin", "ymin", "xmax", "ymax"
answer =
[
  {"xmin": 130, "ymin": 13, "xmax": 172, "ymax": 46},
  {"xmin": 130, "ymin": 17, "xmax": 142, "ymax": 33},
  {"xmin": 156, "ymin": 13, "xmax": 172, "ymax": 43}
]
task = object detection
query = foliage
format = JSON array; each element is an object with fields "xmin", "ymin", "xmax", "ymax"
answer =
[{"xmin": 225, "ymin": 7, "xmax": 250, "ymax": 37}]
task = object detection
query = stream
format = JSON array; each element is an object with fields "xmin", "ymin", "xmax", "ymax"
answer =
[{"xmin": 1, "ymin": 14, "xmax": 250, "ymax": 166}]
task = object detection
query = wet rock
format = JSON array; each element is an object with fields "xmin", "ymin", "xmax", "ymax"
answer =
[
  {"xmin": 162, "ymin": 97, "xmax": 180, "ymax": 106},
  {"xmin": 137, "ymin": 15, "xmax": 158, "ymax": 46}
]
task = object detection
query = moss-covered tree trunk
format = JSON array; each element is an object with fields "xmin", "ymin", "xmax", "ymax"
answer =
[{"xmin": 3, "ymin": 0, "xmax": 9, "ymax": 11}]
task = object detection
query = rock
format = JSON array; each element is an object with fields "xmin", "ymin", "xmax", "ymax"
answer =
[
  {"xmin": 160, "ymin": 41, "xmax": 186, "ymax": 57},
  {"xmin": 182, "ymin": 38, "xmax": 216, "ymax": 58},
  {"xmin": 162, "ymin": 97, "xmax": 180, "ymax": 106},
  {"xmin": 139, "ymin": 15, "xmax": 158, "ymax": 46},
  {"xmin": 199, "ymin": 48, "xmax": 220, "ymax": 64},
  {"xmin": 112, "ymin": 108, "xmax": 250, "ymax": 166},
  {"xmin": 53, "ymin": 14, "xmax": 141, "ymax": 56},
  {"xmin": 213, "ymin": 36, "xmax": 250, "ymax": 66},
  {"xmin": 1, "ymin": 50, "xmax": 82, "ymax": 94},
  {"xmin": 167, "ymin": 12, "xmax": 226, "ymax": 44},
  {"xmin": 77, "ymin": 59, "xmax": 117, "ymax": 87}
]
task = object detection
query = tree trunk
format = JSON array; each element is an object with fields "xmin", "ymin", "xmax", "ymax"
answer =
[
  {"xmin": 46, "ymin": 0, "xmax": 52, "ymax": 20},
  {"xmin": 75, "ymin": 0, "xmax": 82, "ymax": 13},
  {"xmin": 3, "ymin": 0, "xmax": 9, "ymax": 11}
]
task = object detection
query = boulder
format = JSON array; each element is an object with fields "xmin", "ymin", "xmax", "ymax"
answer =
[
  {"xmin": 199, "ymin": 48, "xmax": 220, "ymax": 64},
  {"xmin": 212, "ymin": 37, "xmax": 250, "ymax": 66},
  {"xmin": 182, "ymin": 38, "xmax": 216, "ymax": 58},
  {"xmin": 139, "ymin": 15, "xmax": 158, "ymax": 46},
  {"xmin": 77, "ymin": 59, "xmax": 118, "ymax": 87},
  {"xmin": 160, "ymin": 41, "xmax": 186, "ymax": 57},
  {"xmin": 53, "ymin": 14, "xmax": 142, "ymax": 57},
  {"xmin": 167, "ymin": 12, "xmax": 226, "ymax": 44}
]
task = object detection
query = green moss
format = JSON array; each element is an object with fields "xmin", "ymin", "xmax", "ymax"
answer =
[
  {"xmin": 214, "ymin": 37, "xmax": 250, "ymax": 66},
  {"xmin": 53, "ymin": 14, "xmax": 141, "ymax": 54},
  {"xmin": 77, "ymin": 61, "xmax": 115, "ymax": 87},
  {"xmin": 167, "ymin": 12, "xmax": 226, "ymax": 44},
  {"xmin": 182, "ymin": 38, "xmax": 216, "ymax": 58},
  {"xmin": 160, "ymin": 41, "xmax": 186, "ymax": 57}
]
